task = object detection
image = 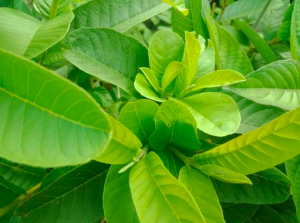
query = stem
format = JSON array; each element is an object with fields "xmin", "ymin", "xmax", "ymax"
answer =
[
  {"xmin": 218, "ymin": 0, "xmax": 227, "ymax": 23},
  {"xmin": 0, "ymin": 183, "xmax": 41, "ymax": 217},
  {"xmin": 39, "ymin": 0, "xmax": 60, "ymax": 64},
  {"xmin": 118, "ymin": 145, "xmax": 149, "ymax": 173},
  {"xmin": 169, "ymin": 147, "xmax": 189, "ymax": 164},
  {"xmin": 211, "ymin": 2, "xmax": 216, "ymax": 18},
  {"xmin": 49, "ymin": 0, "xmax": 60, "ymax": 20},
  {"xmin": 268, "ymin": 37, "xmax": 280, "ymax": 46},
  {"xmin": 117, "ymin": 87, "xmax": 121, "ymax": 99},
  {"xmin": 253, "ymin": 0, "xmax": 272, "ymax": 29}
]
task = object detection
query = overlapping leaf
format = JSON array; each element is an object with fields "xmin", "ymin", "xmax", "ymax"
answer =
[
  {"xmin": 291, "ymin": 0, "xmax": 300, "ymax": 60},
  {"xmin": 172, "ymin": 0, "xmax": 208, "ymax": 39},
  {"xmin": 150, "ymin": 100, "xmax": 201, "ymax": 152},
  {"xmin": 0, "ymin": 49, "xmax": 142, "ymax": 167},
  {"xmin": 235, "ymin": 20, "xmax": 277, "ymax": 64},
  {"xmin": 223, "ymin": 90, "xmax": 285, "ymax": 134},
  {"xmin": 104, "ymin": 166, "xmax": 139, "ymax": 223},
  {"xmin": 205, "ymin": 12, "xmax": 253, "ymax": 75},
  {"xmin": 0, "ymin": 8, "xmax": 74, "ymax": 59},
  {"xmin": 193, "ymin": 104, "xmax": 300, "ymax": 175},
  {"xmin": 179, "ymin": 166, "xmax": 225, "ymax": 223},
  {"xmin": 64, "ymin": 28, "xmax": 148, "ymax": 97},
  {"xmin": 16, "ymin": 162, "xmax": 108, "ymax": 223},
  {"xmin": 222, "ymin": 0, "xmax": 269, "ymax": 21},
  {"xmin": 118, "ymin": 100, "xmax": 159, "ymax": 145},
  {"xmin": 213, "ymin": 168, "xmax": 292, "ymax": 204},
  {"xmin": 129, "ymin": 152, "xmax": 206, "ymax": 223},
  {"xmin": 286, "ymin": 155, "xmax": 300, "ymax": 222},
  {"xmin": 148, "ymin": 30, "xmax": 184, "ymax": 83},
  {"xmin": 182, "ymin": 92, "xmax": 241, "ymax": 136},
  {"xmin": 199, "ymin": 165, "xmax": 252, "ymax": 185},
  {"xmin": 227, "ymin": 60, "xmax": 300, "ymax": 111},
  {"xmin": 72, "ymin": 0, "xmax": 170, "ymax": 32}
]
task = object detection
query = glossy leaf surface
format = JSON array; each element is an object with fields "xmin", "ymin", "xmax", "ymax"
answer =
[
  {"xmin": 129, "ymin": 152, "xmax": 206, "ymax": 223},
  {"xmin": 227, "ymin": 60, "xmax": 300, "ymax": 111},
  {"xmin": 179, "ymin": 166, "xmax": 225, "ymax": 223},
  {"xmin": 182, "ymin": 92, "xmax": 241, "ymax": 136},
  {"xmin": 193, "ymin": 104, "xmax": 300, "ymax": 175},
  {"xmin": 118, "ymin": 100, "xmax": 159, "ymax": 145}
]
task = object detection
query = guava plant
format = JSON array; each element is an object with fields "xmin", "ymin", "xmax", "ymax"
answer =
[{"xmin": 0, "ymin": 0, "xmax": 300, "ymax": 222}]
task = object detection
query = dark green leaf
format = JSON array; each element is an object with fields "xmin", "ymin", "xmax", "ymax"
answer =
[
  {"xmin": 150, "ymin": 99, "xmax": 201, "ymax": 152},
  {"xmin": 213, "ymin": 168, "xmax": 292, "ymax": 204},
  {"xmin": 17, "ymin": 162, "xmax": 108, "ymax": 223},
  {"xmin": 104, "ymin": 165, "xmax": 139, "ymax": 223}
]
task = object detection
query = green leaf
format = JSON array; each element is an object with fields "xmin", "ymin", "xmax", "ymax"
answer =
[
  {"xmin": 246, "ymin": 206, "xmax": 286, "ymax": 223},
  {"xmin": 285, "ymin": 155, "xmax": 300, "ymax": 222},
  {"xmin": 235, "ymin": 20, "xmax": 277, "ymax": 64},
  {"xmin": 0, "ymin": 49, "xmax": 112, "ymax": 167},
  {"xmin": 222, "ymin": 0, "xmax": 269, "ymax": 21},
  {"xmin": 226, "ymin": 60, "xmax": 300, "ymax": 111},
  {"xmin": 205, "ymin": 12, "xmax": 253, "ymax": 75},
  {"xmin": 72, "ymin": 0, "xmax": 170, "ymax": 32},
  {"xmin": 149, "ymin": 30, "xmax": 185, "ymax": 83},
  {"xmin": 223, "ymin": 90, "xmax": 285, "ymax": 134},
  {"xmin": 222, "ymin": 204, "xmax": 259, "ymax": 223},
  {"xmin": 175, "ymin": 32, "xmax": 201, "ymax": 97},
  {"xmin": 0, "ymin": 210, "xmax": 20, "ymax": 223},
  {"xmin": 129, "ymin": 152, "xmax": 206, "ymax": 223},
  {"xmin": 181, "ymin": 32, "xmax": 201, "ymax": 87},
  {"xmin": 134, "ymin": 74, "xmax": 165, "ymax": 102},
  {"xmin": 179, "ymin": 166, "xmax": 225, "ymax": 223},
  {"xmin": 162, "ymin": 0, "xmax": 188, "ymax": 16},
  {"xmin": 0, "ymin": 158, "xmax": 46, "ymax": 191},
  {"xmin": 194, "ymin": 40, "xmax": 215, "ymax": 81},
  {"xmin": 172, "ymin": 0, "xmax": 209, "ymax": 39},
  {"xmin": 190, "ymin": 0, "xmax": 209, "ymax": 39},
  {"xmin": 95, "ymin": 116, "xmax": 143, "ymax": 165},
  {"xmin": 104, "ymin": 165, "xmax": 139, "ymax": 223},
  {"xmin": 16, "ymin": 162, "xmax": 108, "ymax": 223},
  {"xmin": 199, "ymin": 165, "xmax": 252, "ymax": 185},
  {"xmin": 156, "ymin": 150, "xmax": 184, "ymax": 178},
  {"xmin": 0, "ymin": 8, "xmax": 74, "ymax": 59},
  {"xmin": 91, "ymin": 86, "xmax": 114, "ymax": 110},
  {"xmin": 140, "ymin": 68, "xmax": 161, "ymax": 94},
  {"xmin": 149, "ymin": 99, "xmax": 201, "ymax": 152},
  {"xmin": 0, "ymin": 176, "xmax": 25, "ymax": 209},
  {"xmin": 261, "ymin": 0, "xmax": 289, "ymax": 39},
  {"xmin": 193, "ymin": 102, "xmax": 300, "ymax": 175},
  {"xmin": 33, "ymin": 0, "xmax": 73, "ymax": 20},
  {"xmin": 0, "ymin": 0, "xmax": 12, "ymax": 7},
  {"xmin": 162, "ymin": 61, "xmax": 184, "ymax": 95},
  {"xmin": 189, "ymin": 70, "xmax": 245, "ymax": 94},
  {"xmin": 278, "ymin": 21, "xmax": 291, "ymax": 41},
  {"xmin": 182, "ymin": 92, "xmax": 241, "ymax": 136},
  {"xmin": 291, "ymin": 0, "xmax": 300, "ymax": 60},
  {"xmin": 64, "ymin": 28, "xmax": 148, "ymax": 98},
  {"xmin": 118, "ymin": 100, "xmax": 159, "ymax": 145},
  {"xmin": 213, "ymin": 168, "xmax": 292, "ymax": 204}
]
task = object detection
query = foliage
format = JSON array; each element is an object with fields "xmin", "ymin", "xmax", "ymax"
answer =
[{"xmin": 0, "ymin": 0, "xmax": 300, "ymax": 222}]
